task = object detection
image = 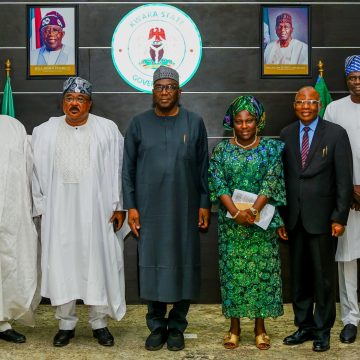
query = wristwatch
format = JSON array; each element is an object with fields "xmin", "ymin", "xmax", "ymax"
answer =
[{"xmin": 249, "ymin": 207, "xmax": 259, "ymax": 217}]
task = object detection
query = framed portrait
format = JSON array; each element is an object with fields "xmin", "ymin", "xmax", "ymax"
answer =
[
  {"xmin": 27, "ymin": 5, "xmax": 78, "ymax": 78},
  {"xmin": 260, "ymin": 5, "xmax": 311, "ymax": 78}
]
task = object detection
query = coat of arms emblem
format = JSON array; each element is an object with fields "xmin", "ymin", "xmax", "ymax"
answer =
[{"xmin": 111, "ymin": 4, "xmax": 202, "ymax": 92}]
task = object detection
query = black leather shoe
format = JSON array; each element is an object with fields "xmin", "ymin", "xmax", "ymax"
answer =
[
  {"xmin": 53, "ymin": 329, "xmax": 75, "ymax": 347},
  {"xmin": 283, "ymin": 329, "xmax": 314, "ymax": 345},
  {"xmin": 0, "ymin": 329, "xmax": 26, "ymax": 343},
  {"xmin": 93, "ymin": 327, "xmax": 114, "ymax": 346},
  {"xmin": 340, "ymin": 324, "xmax": 357, "ymax": 343},
  {"xmin": 167, "ymin": 329, "xmax": 185, "ymax": 351},
  {"xmin": 145, "ymin": 328, "xmax": 168, "ymax": 351},
  {"xmin": 313, "ymin": 335, "xmax": 330, "ymax": 352}
]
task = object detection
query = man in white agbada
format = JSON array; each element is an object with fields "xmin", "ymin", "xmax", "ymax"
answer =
[
  {"xmin": 324, "ymin": 55, "xmax": 360, "ymax": 344},
  {"xmin": 264, "ymin": 13, "xmax": 308, "ymax": 65},
  {"xmin": 32, "ymin": 77, "xmax": 129, "ymax": 347},
  {"xmin": 0, "ymin": 115, "xmax": 39, "ymax": 343}
]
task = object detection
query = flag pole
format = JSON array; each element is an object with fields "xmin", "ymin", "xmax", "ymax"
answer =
[{"xmin": 317, "ymin": 60, "xmax": 324, "ymax": 78}]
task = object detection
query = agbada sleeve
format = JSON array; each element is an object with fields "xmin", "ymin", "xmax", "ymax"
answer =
[{"xmin": 122, "ymin": 118, "xmax": 139, "ymax": 210}]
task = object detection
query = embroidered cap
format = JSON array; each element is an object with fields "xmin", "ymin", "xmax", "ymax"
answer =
[
  {"xmin": 40, "ymin": 11, "xmax": 66, "ymax": 30},
  {"xmin": 153, "ymin": 66, "xmax": 179, "ymax": 84},
  {"xmin": 276, "ymin": 13, "xmax": 292, "ymax": 27},
  {"xmin": 63, "ymin": 77, "xmax": 92, "ymax": 97},
  {"xmin": 345, "ymin": 55, "xmax": 360, "ymax": 76}
]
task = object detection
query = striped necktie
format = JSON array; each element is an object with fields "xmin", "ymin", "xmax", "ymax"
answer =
[{"xmin": 301, "ymin": 126, "xmax": 310, "ymax": 168}]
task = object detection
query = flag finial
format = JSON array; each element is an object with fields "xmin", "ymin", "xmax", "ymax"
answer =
[
  {"xmin": 5, "ymin": 59, "xmax": 11, "ymax": 77},
  {"xmin": 1, "ymin": 59, "xmax": 15, "ymax": 117},
  {"xmin": 317, "ymin": 60, "xmax": 324, "ymax": 78}
]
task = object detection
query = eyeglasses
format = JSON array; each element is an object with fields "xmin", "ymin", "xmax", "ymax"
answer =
[
  {"xmin": 64, "ymin": 96, "xmax": 90, "ymax": 104},
  {"xmin": 153, "ymin": 84, "xmax": 179, "ymax": 93},
  {"xmin": 347, "ymin": 75, "xmax": 360, "ymax": 82},
  {"xmin": 41, "ymin": 27, "xmax": 63, "ymax": 36},
  {"xmin": 294, "ymin": 100, "xmax": 320, "ymax": 106}
]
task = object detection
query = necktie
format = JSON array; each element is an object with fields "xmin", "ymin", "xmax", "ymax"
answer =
[{"xmin": 301, "ymin": 126, "xmax": 310, "ymax": 168}]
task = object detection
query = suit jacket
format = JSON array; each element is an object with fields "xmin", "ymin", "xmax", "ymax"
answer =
[{"xmin": 280, "ymin": 117, "xmax": 353, "ymax": 234}]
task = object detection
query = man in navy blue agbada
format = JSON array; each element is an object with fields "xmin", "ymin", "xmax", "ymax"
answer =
[{"xmin": 122, "ymin": 66, "xmax": 210, "ymax": 351}]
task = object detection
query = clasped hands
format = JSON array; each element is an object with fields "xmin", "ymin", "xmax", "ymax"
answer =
[{"xmin": 232, "ymin": 209, "xmax": 256, "ymax": 226}]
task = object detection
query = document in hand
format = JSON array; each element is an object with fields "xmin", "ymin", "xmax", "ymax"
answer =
[{"xmin": 226, "ymin": 189, "xmax": 275, "ymax": 230}]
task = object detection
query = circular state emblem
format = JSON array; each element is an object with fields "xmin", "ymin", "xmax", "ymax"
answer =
[{"xmin": 111, "ymin": 3, "xmax": 202, "ymax": 93}]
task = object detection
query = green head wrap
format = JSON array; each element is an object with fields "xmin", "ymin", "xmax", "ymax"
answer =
[{"xmin": 223, "ymin": 95, "xmax": 266, "ymax": 132}]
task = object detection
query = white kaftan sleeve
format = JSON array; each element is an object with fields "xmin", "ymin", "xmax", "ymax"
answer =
[
  {"xmin": 115, "ymin": 133, "xmax": 125, "ymax": 211},
  {"xmin": 31, "ymin": 128, "xmax": 45, "ymax": 216},
  {"xmin": 25, "ymin": 135, "xmax": 33, "ymax": 193}
]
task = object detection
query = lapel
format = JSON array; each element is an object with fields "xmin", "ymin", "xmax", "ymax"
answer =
[
  {"xmin": 289, "ymin": 122, "xmax": 302, "ymax": 169},
  {"xmin": 302, "ymin": 117, "xmax": 325, "ymax": 171}
]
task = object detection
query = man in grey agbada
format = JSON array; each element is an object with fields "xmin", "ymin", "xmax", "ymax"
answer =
[{"xmin": 122, "ymin": 66, "xmax": 210, "ymax": 351}]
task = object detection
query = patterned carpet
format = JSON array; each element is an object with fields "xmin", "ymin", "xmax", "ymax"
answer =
[{"xmin": 0, "ymin": 304, "xmax": 358, "ymax": 359}]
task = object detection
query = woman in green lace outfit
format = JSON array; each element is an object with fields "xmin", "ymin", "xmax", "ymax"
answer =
[{"xmin": 208, "ymin": 96, "xmax": 287, "ymax": 350}]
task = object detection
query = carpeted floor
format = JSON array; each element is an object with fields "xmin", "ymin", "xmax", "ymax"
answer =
[{"xmin": 0, "ymin": 304, "xmax": 358, "ymax": 359}]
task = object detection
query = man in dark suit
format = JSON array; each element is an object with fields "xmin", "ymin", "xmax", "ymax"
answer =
[{"xmin": 278, "ymin": 86, "xmax": 353, "ymax": 352}]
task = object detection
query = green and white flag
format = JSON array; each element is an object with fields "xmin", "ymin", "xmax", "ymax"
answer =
[
  {"xmin": 315, "ymin": 75, "xmax": 332, "ymax": 118},
  {"xmin": 1, "ymin": 74, "xmax": 15, "ymax": 117}
]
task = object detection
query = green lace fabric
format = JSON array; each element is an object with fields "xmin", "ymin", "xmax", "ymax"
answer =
[{"xmin": 209, "ymin": 138, "xmax": 286, "ymax": 319}]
